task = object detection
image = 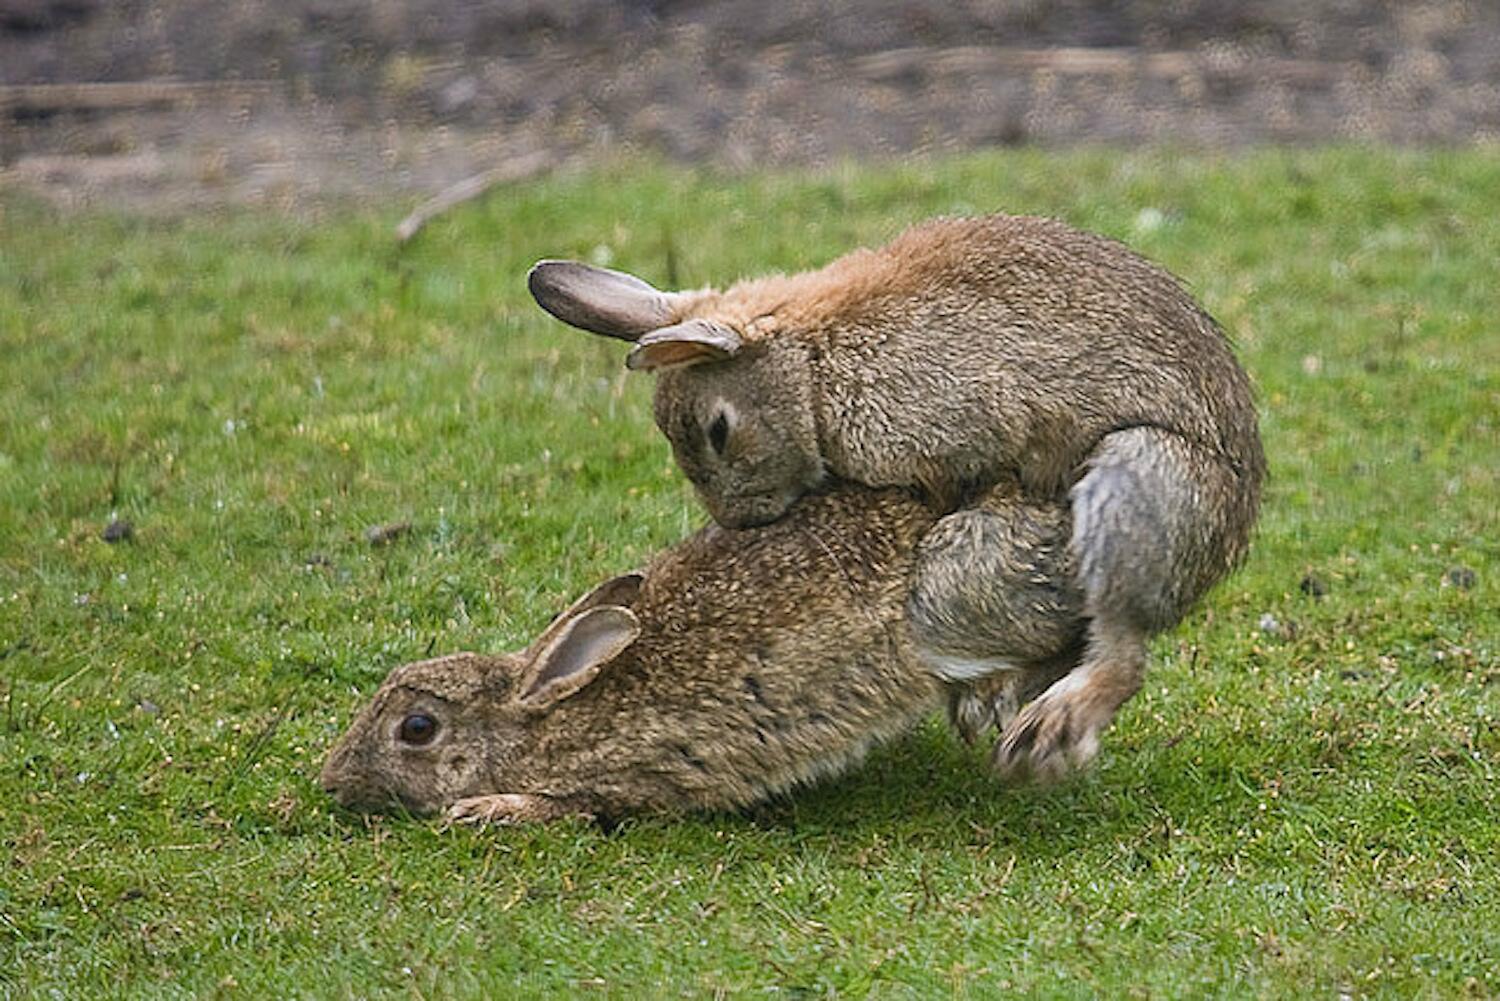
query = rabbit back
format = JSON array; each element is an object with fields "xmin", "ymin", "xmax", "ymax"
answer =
[{"xmin": 505, "ymin": 487, "xmax": 948, "ymax": 815}]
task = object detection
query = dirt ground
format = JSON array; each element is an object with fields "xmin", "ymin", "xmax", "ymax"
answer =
[{"xmin": 2, "ymin": 0, "xmax": 1498, "ymax": 213}]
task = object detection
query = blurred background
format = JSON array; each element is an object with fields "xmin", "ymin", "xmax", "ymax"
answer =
[{"xmin": 2, "ymin": 0, "xmax": 1498, "ymax": 212}]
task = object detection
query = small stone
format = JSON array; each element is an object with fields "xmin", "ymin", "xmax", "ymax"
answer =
[
  {"xmin": 1443, "ymin": 566, "xmax": 1477, "ymax": 591},
  {"xmin": 1257, "ymin": 613, "xmax": 1281, "ymax": 636},
  {"xmin": 136, "ymin": 699, "xmax": 161, "ymax": 716},
  {"xmin": 365, "ymin": 521, "xmax": 412, "ymax": 547},
  {"xmin": 1299, "ymin": 573, "xmax": 1328, "ymax": 598},
  {"xmin": 102, "ymin": 518, "xmax": 134, "ymax": 543},
  {"xmin": 1134, "ymin": 206, "xmax": 1166, "ymax": 233}
]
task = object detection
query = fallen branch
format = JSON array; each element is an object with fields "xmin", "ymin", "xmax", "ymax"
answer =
[
  {"xmin": 0, "ymin": 80, "xmax": 276, "ymax": 116},
  {"xmin": 852, "ymin": 45, "xmax": 1343, "ymax": 84},
  {"xmin": 395, "ymin": 150, "xmax": 557, "ymax": 243}
]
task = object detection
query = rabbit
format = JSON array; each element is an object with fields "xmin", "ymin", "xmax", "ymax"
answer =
[
  {"xmin": 528, "ymin": 213, "xmax": 1265, "ymax": 779},
  {"xmin": 320, "ymin": 484, "xmax": 1084, "ymax": 823}
]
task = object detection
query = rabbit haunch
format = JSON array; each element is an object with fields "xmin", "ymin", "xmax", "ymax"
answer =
[
  {"xmin": 530, "ymin": 213, "xmax": 1265, "ymax": 780},
  {"xmin": 322, "ymin": 487, "xmax": 1082, "ymax": 823}
]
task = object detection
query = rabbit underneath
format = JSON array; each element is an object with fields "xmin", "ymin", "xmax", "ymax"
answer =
[
  {"xmin": 529, "ymin": 213, "xmax": 1265, "ymax": 779},
  {"xmin": 320, "ymin": 485, "xmax": 1083, "ymax": 824}
]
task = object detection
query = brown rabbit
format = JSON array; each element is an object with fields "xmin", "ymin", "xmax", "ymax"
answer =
[
  {"xmin": 320, "ymin": 485, "xmax": 1083, "ymax": 823},
  {"xmin": 528, "ymin": 214, "xmax": 1265, "ymax": 779}
]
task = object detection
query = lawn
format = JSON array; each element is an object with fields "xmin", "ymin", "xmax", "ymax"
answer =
[{"xmin": 1, "ymin": 147, "xmax": 1497, "ymax": 998}]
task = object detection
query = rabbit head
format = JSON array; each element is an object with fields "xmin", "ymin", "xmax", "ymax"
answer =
[
  {"xmin": 320, "ymin": 574, "xmax": 644, "ymax": 815},
  {"xmin": 319, "ymin": 651, "xmax": 506, "ymax": 815},
  {"xmin": 529, "ymin": 261, "xmax": 824, "ymax": 528}
]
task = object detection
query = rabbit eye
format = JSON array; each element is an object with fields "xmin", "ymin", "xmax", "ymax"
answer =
[
  {"xmin": 398, "ymin": 713, "xmax": 438, "ymax": 746},
  {"xmin": 707, "ymin": 411, "xmax": 730, "ymax": 456}
]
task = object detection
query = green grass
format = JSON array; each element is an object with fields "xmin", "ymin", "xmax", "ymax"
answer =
[{"xmin": 1, "ymin": 147, "xmax": 1497, "ymax": 998}]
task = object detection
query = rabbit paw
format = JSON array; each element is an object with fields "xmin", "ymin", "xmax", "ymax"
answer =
[
  {"xmin": 992, "ymin": 675, "xmax": 1108, "ymax": 782},
  {"xmin": 446, "ymin": 793, "xmax": 573, "ymax": 826},
  {"xmin": 945, "ymin": 675, "xmax": 1025, "ymax": 744}
]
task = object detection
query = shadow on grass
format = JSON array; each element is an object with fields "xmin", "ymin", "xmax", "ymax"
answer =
[{"xmin": 731, "ymin": 725, "xmax": 1163, "ymax": 855}]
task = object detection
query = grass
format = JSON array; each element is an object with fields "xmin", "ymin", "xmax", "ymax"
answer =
[{"xmin": 1, "ymin": 146, "xmax": 1497, "ymax": 998}]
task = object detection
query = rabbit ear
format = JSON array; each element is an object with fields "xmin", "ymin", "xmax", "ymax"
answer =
[
  {"xmin": 519, "ymin": 606, "xmax": 640, "ymax": 708},
  {"xmin": 534, "ymin": 572, "xmax": 643, "ymax": 644},
  {"xmin": 567, "ymin": 571, "xmax": 644, "ymax": 611},
  {"xmin": 528, "ymin": 260, "xmax": 676, "ymax": 341},
  {"xmin": 626, "ymin": 319, "xmax": 742, "ymax": 371}
]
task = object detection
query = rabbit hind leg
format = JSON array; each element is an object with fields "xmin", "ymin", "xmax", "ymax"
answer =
[
  {"xmin": 994, "ymin": 425, "xmax": 1243, "ymax": 779},
  {"xmin": 942, "ymin": 644, "xmax": 1084, "ymax": 744},
  {"xmin": 907, "ymin": 484, "xmax": 1085, "ymax": 743}
]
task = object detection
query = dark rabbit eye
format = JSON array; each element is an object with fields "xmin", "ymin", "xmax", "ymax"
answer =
[
  {"xmin": 398, "ymin": 714, "xmax": 438, "ymax": 745},
  {"xmin": 707, "ymin": 411, "xmax": 730, "ymax": 456}
]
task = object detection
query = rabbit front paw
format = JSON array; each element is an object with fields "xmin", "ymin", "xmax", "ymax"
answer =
[
  {"xmin": 446, "ymin": 793, "xmax": 582, "ymax": 826},
  {"xmin": 945, "ymin": 674, "xmax": 1025, "ymax": 744}
]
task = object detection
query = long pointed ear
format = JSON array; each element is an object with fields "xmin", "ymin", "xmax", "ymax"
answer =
[
  {"xmin": 625, "ymin": 319, "xmax": 742, "ymax": 371},
  {"xmin": 519, "ymin": 606, "xmax": 640, "ymax": 708},
  {"xmin": 528, "ymin": 260, "xmax": 676, "ymax": 341}
]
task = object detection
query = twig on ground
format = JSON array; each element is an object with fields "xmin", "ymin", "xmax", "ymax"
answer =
[{"xmin": 395, "ymin": 151, "xmax": 557, "ymax": 243}]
